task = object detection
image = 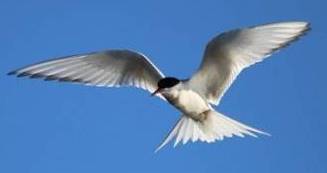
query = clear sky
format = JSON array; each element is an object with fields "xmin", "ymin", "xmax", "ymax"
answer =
[{"xmin": 1, "ymin": 0, "xmax": 326, "ymax": 172}]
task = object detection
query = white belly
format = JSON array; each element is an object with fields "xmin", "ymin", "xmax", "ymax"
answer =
[{"xmin": 164, "ymin": 89, "xmax": 209, "ymax": 117}]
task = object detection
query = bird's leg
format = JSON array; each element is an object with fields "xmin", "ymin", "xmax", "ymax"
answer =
[{"xmin": 192, "ymin": 109, "xmax": 211, "ymax": 122}]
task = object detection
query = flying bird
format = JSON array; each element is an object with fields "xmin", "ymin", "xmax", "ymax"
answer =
[{"xmin": 8, "ymin": 21, "xmax": 310, "ymax": 151}]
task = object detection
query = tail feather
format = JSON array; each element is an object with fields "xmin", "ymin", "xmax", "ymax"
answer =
[{"xmin": 155, "ymin": 110, "xmax": 269, "ymax": 152}]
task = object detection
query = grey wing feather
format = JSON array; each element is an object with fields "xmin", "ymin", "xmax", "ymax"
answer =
[
  {"xmin": 189, "ymin": 21, "xmax": 310, "ymax": 105},
  {"xmin": 9, "ymin": 49, "xmax": 165, "ymax": 98}
]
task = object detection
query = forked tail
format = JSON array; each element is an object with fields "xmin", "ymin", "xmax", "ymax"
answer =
[{"xmin": 155, "ymin": 110, "xmax": 270, "ymax": 152}]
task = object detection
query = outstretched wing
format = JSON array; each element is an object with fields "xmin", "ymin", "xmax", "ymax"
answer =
[
  {"xmin": 9, "ymin": 49, "xmax": 165, "ymax": 97},
  {"xmin": 189, "ymin": 21, "xmax": 310, "ymax": 105}
]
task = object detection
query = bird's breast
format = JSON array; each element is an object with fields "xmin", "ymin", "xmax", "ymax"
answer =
[{"xmin": 164, "ymin": 89, "xmax": 209, "ymax": 117}]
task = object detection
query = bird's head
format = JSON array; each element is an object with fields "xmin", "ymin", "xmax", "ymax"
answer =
[{"xmin": 151, "ymin": 77, "xmax": 180, "ymax": 96}]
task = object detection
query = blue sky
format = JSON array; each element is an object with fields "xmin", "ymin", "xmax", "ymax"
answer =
[{"xmin": 1, "ymin": 0, "xmax": 326, "ymax": 172}]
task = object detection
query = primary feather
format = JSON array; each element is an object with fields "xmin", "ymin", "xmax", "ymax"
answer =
[
  {"xmin": 9, "ymin": 49, "xmax": 165, "ymax": 99},
  {"xmin": 190, "ymin": 21, "xmax": 310, "ymax": 105}
]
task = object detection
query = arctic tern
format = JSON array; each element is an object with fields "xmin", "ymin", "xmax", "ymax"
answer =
[{"xmin": 8, "ymin": 21, "xmax": 310, "ymax": 151}]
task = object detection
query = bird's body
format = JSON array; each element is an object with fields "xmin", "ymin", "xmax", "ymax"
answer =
[
  {"xmin": 8, "ymin": 21, "xmax": 310, "ymax": 151},
  {"xmin": 161, "ymin": 82, "xmax": 210, "ymax": 121}
]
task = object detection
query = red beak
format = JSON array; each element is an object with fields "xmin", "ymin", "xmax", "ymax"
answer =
[{"xmin": 151, "ymin": 88, "xmax": 162, "ymax": 96}]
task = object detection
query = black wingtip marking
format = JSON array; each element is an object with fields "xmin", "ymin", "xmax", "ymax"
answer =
[
  {"xmin": 58, "ymin": 77, "xmax": 74, "ymax": 82},
  {"xmin": 17, "ymin": 72, "xmax": 30, "ymax": 77},
  {"xmin": 44, "ymin": 75, "xmax": 59, "ymax": 81},
  {"xmin": 72, "ymin": 78, "xmax": 85, "ymax": 83},
  {"xmin": 7, "ymin": 71, "xmax": 17, "ymax": 75},
  {"xmin": 29, "ymin": 73, "xmax": 45, "ymax": 79}
]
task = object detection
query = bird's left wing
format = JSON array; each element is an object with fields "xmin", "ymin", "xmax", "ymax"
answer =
[
  {"xmin": 189, "ymin": 21, "xmax": 310, "ymax": 105},
  {"xmin": 9, "ymin": 49, "xmax": 165, "ymax": 99}
]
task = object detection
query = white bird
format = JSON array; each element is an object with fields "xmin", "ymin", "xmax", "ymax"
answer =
[{"xmin": 8, "ymin": 21, "xmax": 310, "ymax": 152}]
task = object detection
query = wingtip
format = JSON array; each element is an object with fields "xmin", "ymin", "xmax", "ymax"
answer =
[
  {"xmin": 296, "ymin": 21, "xmax": 311, "ymax": 36},
  {"xmin": 302, "ymin": 21, "xmax": 311, "ymax": 32},
  {"xmin": 7, "ymin": 71, "xmax": 16, "ymax": 76},
  {"xmin": 17, "ymin": 72, "xmax": 30, "ymax": 77}
]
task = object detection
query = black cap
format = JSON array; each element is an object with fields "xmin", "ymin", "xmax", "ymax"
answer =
[{"xmin": 157, "ymin": 77, "xmax": 180, "ymax": 89}]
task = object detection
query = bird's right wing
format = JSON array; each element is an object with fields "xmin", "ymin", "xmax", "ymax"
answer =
[
  {"xmin": 189, "ymin": 21, "xmax": 310, "ymax": 105},
  {"xmin": 9, "ymin": 49, "xmax": 165, "ymax": 99}
]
